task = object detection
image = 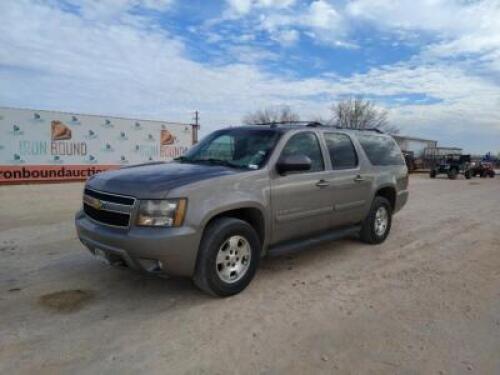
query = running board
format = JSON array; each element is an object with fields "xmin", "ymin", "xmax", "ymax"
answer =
[{"xmin": 267, "ymin": 225, "xmax": 361, "ymax": 257}]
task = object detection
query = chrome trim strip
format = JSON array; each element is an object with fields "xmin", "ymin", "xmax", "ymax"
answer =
[
  {"xmin": 83, "ymin": 195, "xmax": 132, "ymax": 214},
  {"xmin": 84, "ymin": 188, "xmax": 136, "ymax": 204}
]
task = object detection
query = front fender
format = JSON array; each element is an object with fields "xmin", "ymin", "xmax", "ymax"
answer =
[{"xmin": 199, "ymin": 201, "xmax": 270, "ymax": 250}]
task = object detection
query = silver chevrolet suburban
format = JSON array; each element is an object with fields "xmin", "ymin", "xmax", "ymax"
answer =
[{"xmin": 76, "ymin": 123, "xmax": 409, "ymax": 296}]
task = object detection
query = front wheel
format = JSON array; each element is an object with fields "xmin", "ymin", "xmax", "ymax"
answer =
[
  {"xmin": 448, "ymin": 168, "xmax": 458, "ymax": 179},
  {"xmin": 464, "ymin": 170, "xmax": 472, "ymax": 179},
  {"xmin": 193, "ymin": 217, "xmax": 261, "ymax": 297},
  {"xmin": 430, "ymin": 170, "xmax": 436, "ymax": 178},
  {"xmin": 359, "ymin": 196, "xmax": 392, "ymax": 244}
]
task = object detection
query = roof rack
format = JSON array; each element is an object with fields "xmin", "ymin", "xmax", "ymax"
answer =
[
  {"xmin": 305, "ymin": 121, "xmax": 324, "ymax": 127},
  {"xmin": 252, "ymin": 120, "xmax": 322, "ymax": 127},
  {"xmin": 249, "ymin": 121, "xmax": 385, "ymax": 133},
  {"xmin": 360, "ymin": 128, "xmax": 385, "ymax": 134}
]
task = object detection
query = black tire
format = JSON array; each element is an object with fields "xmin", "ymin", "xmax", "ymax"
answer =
[
  {"xmin": 359, "ymin": 196, "xmax": 392, "ymax": 245},
  {"xmin": 480, "ymin": 171, "xmax": 486, "ymax": 178},
  {"xmin": 464, "ymin": 170, "xmax": 471, "ymax": 179},
  {"xmin": 489, "ymin": 171, "xmax": 495, "ymax": 178},
  {"xmin": 448, "ymin": 168, "xmax": 458, "ymax": 179},
  {"xmin": 430, "ymin": 170, "xmax": 436, "ymax": 178},
  {"xmin": 193, "ymin": 217, "xmax": 261, "ymax": 297}
]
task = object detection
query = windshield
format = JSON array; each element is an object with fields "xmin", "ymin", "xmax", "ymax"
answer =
[{"xmin": 177, "ymin": 128, "xmax": 281, "ymax": 169}]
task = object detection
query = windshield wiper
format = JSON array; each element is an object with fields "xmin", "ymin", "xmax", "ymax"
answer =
[
  {"xmin": 189, "ymin": 158, "xmax": 247, "ymax": 169},
  {"xmin": 175, "ymin": 156, "xmax": 249, "ymax": 169},
  {"xmin": 173, "ymin": 156, "xmax": 189, "ymax": 162}
]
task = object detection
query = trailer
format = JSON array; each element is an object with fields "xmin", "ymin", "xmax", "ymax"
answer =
[{"xmin": 0, "ymin": 107, "xmax": 198, "ymax": 184}]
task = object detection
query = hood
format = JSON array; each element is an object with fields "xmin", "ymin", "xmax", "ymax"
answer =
[{"xmin": 86, "ymin": 161, "xmax": 240, "ymax": 198}]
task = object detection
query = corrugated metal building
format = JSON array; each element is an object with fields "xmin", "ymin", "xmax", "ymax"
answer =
[
  {"xmin": 392, "ymin": 135, "xmax": 438, "ymax": 158},
  {"xmin": 393, "ymin": 135, "xmax": 464, "ymax": 170}
]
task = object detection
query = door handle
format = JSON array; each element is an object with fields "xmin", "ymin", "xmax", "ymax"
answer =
[
  {"xmin": 354, "ymin": 175, "xmax": 365, "ymax": 182},
  {"xmin": 316, "ymin": 179, "xmax": 330, "ymax": 188}
]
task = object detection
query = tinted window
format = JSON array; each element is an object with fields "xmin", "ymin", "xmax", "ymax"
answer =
[
  {"xmin": 203, "ymin": 135, "xmax": 234, "ymax": 159},
  {"xmin": 324, "ymin": 133, "xmax": 358, "ymax": 169},
  {"xmin": 357, "ymin": 134, "xmax": 405, "ymax": 166},
  {"xmin": 280, "ymin": 132, "xmax": 324, "ymax": 172}
]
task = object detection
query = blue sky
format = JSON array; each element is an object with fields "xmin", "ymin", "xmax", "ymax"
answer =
[{"xmin": 1, "ymin": 0, "xmax": 500, "ymax": 153}]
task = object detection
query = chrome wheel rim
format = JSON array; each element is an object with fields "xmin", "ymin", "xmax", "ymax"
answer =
[
  {"xmin": 374, "ymin": 206, "xmax": 389, "ymax": 236},
  {"xmin": 215, "ymin": 235, "xmax": 251, "ymax": 284}
]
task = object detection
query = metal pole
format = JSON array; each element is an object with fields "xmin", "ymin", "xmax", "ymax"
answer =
[{"xmin": 192, "ymin": 111, "xmax": 200, "ymax": 144}]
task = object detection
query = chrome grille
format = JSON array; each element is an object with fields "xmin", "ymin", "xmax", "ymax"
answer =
[{"xmin": 83, "ymin": 188, "xmax": 135, "ymax": 227}]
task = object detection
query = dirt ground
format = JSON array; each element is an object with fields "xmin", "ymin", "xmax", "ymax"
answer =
[{"xmin": 1, "ymin": 175, "xmax": 499, "ymax": 374}]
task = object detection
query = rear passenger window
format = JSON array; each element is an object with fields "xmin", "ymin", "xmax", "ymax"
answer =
[
  {"xmin": 357, "ymin": 134, "xmax": 405, "ymax": 166},
  {"xmin": 324, "ymin": 133, "xmax": 358, "ymax": 169},
  {"xmin": 280, "ymin": 132, "xmax": 324, "ymax": 172}
]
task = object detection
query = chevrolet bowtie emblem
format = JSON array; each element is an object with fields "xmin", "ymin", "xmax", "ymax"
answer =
[
  {"xmin": 84, "ymin": 195, "xmax": 103, "ymax": 210},
  {"xmin": 93, "ymin": 199, "xmax": 103, "ymax": 210}
]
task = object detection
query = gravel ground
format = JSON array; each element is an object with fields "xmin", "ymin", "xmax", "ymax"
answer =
[{"xmin": 1, "ymin": 175, "xmax": 499, "ymax": 374}]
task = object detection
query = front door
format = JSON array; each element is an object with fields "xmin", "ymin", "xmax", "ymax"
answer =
[{"xmin": 270, "ymin": 132, "xmax": 332, "ymax": 244}]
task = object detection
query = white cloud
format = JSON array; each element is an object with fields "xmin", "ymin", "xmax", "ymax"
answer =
[
  {"xmin": 347, "ymin": 0, "xmax": 473, "ymax": 34},
  {"xmin": 225, "ymin": 45, "xmax": 280, "ymax": 63},
  {"xmin": 226, "ymin": 0, "xmax": 348, "ymax": 48},
  {"xmin": 272, "ymin": 28, "xmax": 300, "ymax": 45},
  {"xmin": 347, "ymin": 0, "xmax": 500, "ymax": 56},
  {"xmin": 306, "ymin": 0, "xmax": 341, "ymax": 29},
  {"xmin": 293, "ymin": 0, "xmax": 350, "ymax": 47},
  {"xmin": 226, "ymin": 0, "xmax": 253, "ymax": 15},
  {"xmin": 226, "ymin": 0, "xmax": 296, "ymax": 16},
  {"xmin": 62, "ymin": 0, "xmax": 175, "ymax": 21}
]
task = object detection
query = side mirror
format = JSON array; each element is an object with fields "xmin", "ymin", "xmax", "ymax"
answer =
[{"xmin": 276, "ymin": 155, "xmax": 312, "ymax": 175}]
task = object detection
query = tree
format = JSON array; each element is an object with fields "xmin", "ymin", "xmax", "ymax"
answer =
[
  {"xmin": 330, "ymin": 96, "xmax": 399, "ymax": 134},
  {"xmin": 243, "ymin": 105, "xmax": 300, "ymax": 125}
]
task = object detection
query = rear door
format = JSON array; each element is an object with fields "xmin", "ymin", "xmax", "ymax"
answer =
[
  {"xmin": 270, "ymin": 131, "xmax": 333, "ymax": 244},
  {"xmin": 322, "ymin": 132, "xmax": 371, "ymax": 226}
]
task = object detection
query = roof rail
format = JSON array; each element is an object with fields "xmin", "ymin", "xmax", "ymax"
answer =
[
  {"xmin": 252, "ymin": 120, "xmax": 322, "ymax": 126},
  {"xmin": 361, "ymin": 128, "xmax": 385, "ymax": 134},
  {"xmin": 333, "ymin": 127, "xmax": 385, "ymax": 133},
  {"xmin": 305, "ymin": 121, "xmax": 325, "ymax": 127},
  {"xmin": 248, "ymin": 121, "xmax": 386, "ymax": 133}
]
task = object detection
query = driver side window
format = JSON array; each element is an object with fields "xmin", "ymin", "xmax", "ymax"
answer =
[{"xmin": 280, "ymin": 132, "xmax": 324, "ymax": 172}]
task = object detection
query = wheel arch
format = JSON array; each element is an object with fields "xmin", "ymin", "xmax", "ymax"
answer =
[
  {"xmin": 374, "ymin": 185, "xmax": 396, "ymax": 211},
  {"xmin": 200, "ymin": 205, "xmax": 267, "ymax": 252}
]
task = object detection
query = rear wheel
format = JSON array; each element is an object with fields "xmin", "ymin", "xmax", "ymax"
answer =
[
  {"xmin": 193, "ymin": 217, "xmax": 260, "ymax": 297},
  {"xmin": 430, "ymin": 170, "xmax": 436, "ymax": 178},
  {"xmin": 489, "ymin": 171, "xmax": 495, "ymax": 178},
  {"xmin": 464, "ymin": 170, "xmax": 471, "ymax": 179},
  {"xmin": 359, "ymin": 196, "xmax": 392, "ymax": 245}
]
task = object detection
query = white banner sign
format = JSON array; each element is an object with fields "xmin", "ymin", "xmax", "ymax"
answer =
[{"xmin": 0, "ymin": 107, "xmax": 194, "ymax": 183}]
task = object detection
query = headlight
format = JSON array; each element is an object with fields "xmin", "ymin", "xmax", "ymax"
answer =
[{"xmin": 136, "ymin": 199, "xmax": 187, "ymax": 227}]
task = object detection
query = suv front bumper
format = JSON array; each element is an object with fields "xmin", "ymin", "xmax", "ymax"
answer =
[{"xmin": 75, "ymin": 209, "xmax": 201, "ymax": 277}]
